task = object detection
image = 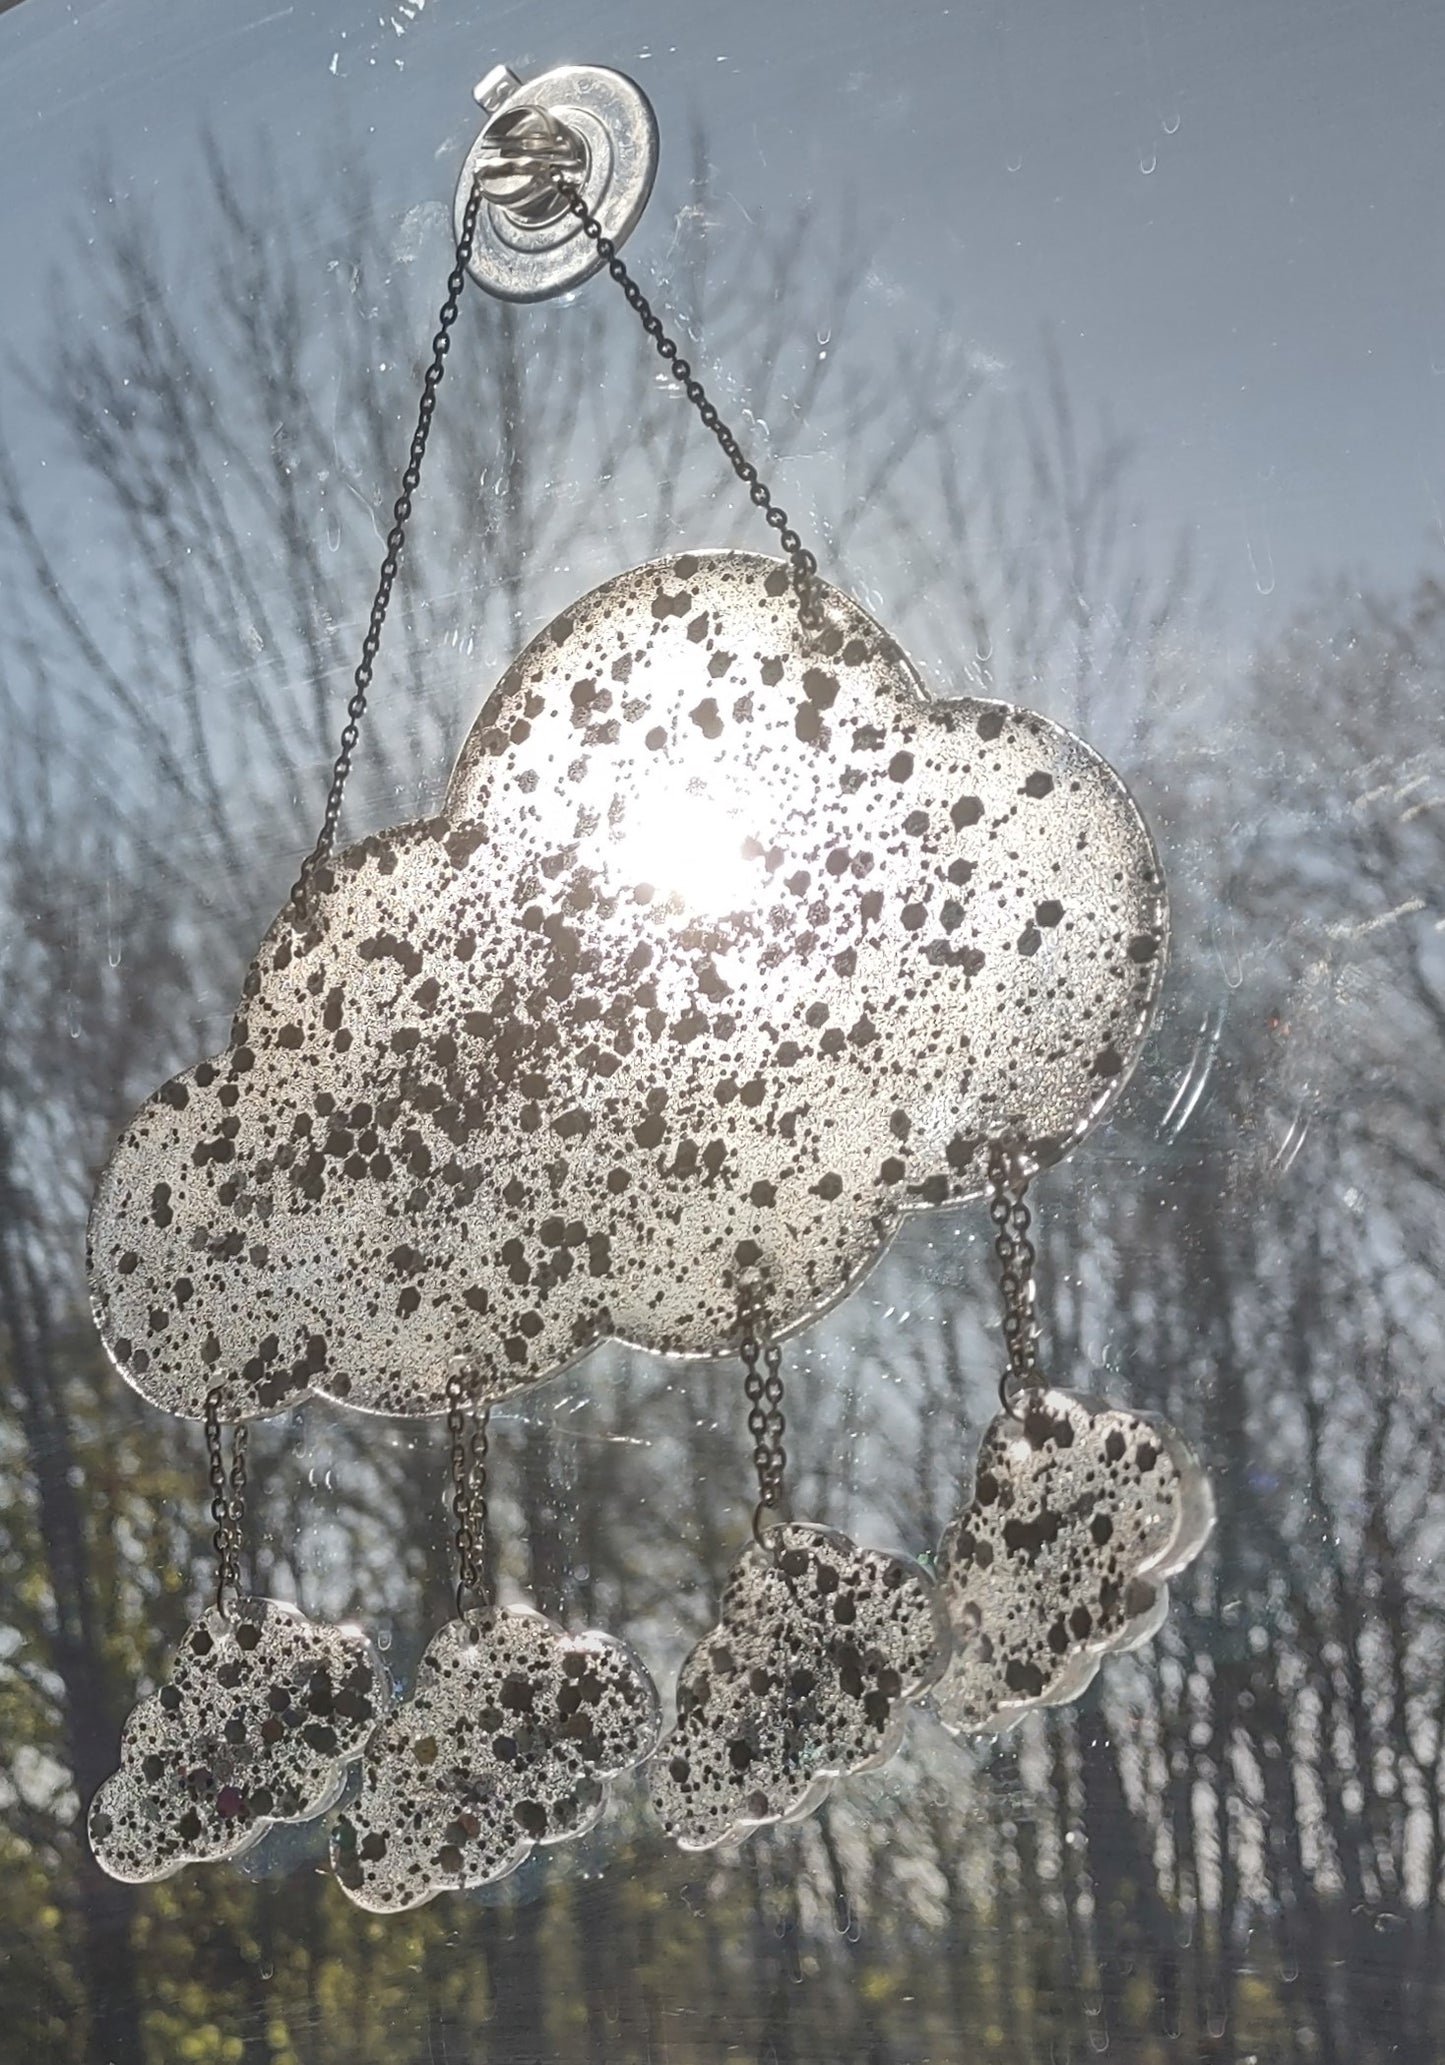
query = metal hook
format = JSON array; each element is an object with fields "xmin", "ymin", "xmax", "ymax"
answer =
[
  {"xmin": 472, "ymin": 102, "xmax": 588, "ymax": 224},
  {"xmin": 455, "ymin": 62, "xmax": 659, "ymax": 302}
]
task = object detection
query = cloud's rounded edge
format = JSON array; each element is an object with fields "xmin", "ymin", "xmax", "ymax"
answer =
[
  {"xmin": 85, "ymin": 820, "xmax": 454, "ymax": 1424},
  {"xmin": 441, "ymin": 547, "xmax": 932, "ymax": 816},
  {"xmin": 1140, "ymin": 1410, "xmax": 1217, "ymax": 1580}
]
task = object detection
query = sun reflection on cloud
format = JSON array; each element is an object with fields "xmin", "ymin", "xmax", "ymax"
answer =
[{"xmin": 602, "ymin": 782, "xmax": 765, "ymax": 917}]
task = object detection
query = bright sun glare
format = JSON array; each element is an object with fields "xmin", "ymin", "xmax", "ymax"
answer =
[{"xmin": 603, "ymin": 786, "xmax": 763, "ymax": 917}]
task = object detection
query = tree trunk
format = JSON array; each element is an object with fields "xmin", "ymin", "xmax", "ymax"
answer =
[{"xmin": 0, "ymin": 1138, "xmax": 146, "ymax": 2065}]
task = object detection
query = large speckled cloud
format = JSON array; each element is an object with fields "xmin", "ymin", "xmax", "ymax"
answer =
[{"xmin": 89, "ymin": 550, "xmax": 1166, "ymax": 1420}]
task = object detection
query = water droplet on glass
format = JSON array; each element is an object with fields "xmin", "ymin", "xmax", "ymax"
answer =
[{"xmin": 1140, "ymin": 151, "xmax": 1157, "ymax": 175}]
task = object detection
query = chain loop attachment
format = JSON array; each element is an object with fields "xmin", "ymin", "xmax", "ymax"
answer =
[
  {"xmin": 987, "ymin": 1142, "xmax": 1047, "ymax": 1414},
  {"xmin": 445, "ymin": 1365, "xmax": 491, "ymax": 1627},
  {"xmin": 203, "ymin": 1388, "xmax": 248, "ymax": 1617},
  {"xmin": 738, "ymin": 1302, "xmax": 789, "ymax": 1546}
]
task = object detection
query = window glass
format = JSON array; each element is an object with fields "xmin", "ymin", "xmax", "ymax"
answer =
[{"xmin": 1, "ymin": 2, "xmax": 1439, "ymax": 2058}]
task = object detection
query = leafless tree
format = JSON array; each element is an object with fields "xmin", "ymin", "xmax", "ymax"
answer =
[{"xmin": 9, "ymin": 119, "xmax": 1440, "ymax": 2065}]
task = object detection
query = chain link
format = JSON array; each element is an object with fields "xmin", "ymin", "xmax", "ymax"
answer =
[
  {"xmin": 289, "ymin": 174, "xmax": 488, "ymax": 913},
  {"xmin": 203, "ymin": 1388, "xmax": 248, "ymax": 1614},
  {"xmin": 445, "ymin": 1366, "xmax": 490, "ymax": 1620},
  {"xmin": 739, "ymin": 1318, "xmax": 788, "ymax": 1540},
  {"xmin": 987, "ymin": 1143, "xmax": 1046, "ymax": 1412},
  {"xmin": 551, "ymin": 178, "xmax": 823, "ymax": 632},
  {"xmin": 762, "ymin": 1340, "xmax": 787, "ymax": 1503}
]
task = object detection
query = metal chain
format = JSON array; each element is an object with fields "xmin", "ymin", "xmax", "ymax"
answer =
[
  {"xmin": 739, "ymin": 1320, "xmax": 788, "ymax": 1541},
  {"xmin": 288, "ymin": 163, "xmax": 831, "ymax": 907},
  {"xmin": 289, "ymin": 173, "xmax": 488, "ymax": 913},
  {"xmin": 445, "ymin": 1366, "xmax": 490, "ymax": 1621},
  {"xmin": 987, "ymin": 1143, "xmax": 1046, "ymax": 1412},
  {"xmin": 762, "ymin": 1340, "xmax": 787, "ymax": 1505},
  {"xmin": 551, "ymin": 177, "xmax": 823, "ymax": 631},
  {"xmin": 203, "ymin": 1387, "xmax": 248, "ymax": 1614}
]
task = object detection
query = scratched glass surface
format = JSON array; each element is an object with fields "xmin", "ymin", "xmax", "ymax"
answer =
[{"xmin": 2, "ymin": 2, "xmax": 1442, "ymax": 2061}]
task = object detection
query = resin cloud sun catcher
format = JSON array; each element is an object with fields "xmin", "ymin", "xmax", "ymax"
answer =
[{"xmin": 86, "ymin": 58, "xmax": 1212, "ymax": 1898}]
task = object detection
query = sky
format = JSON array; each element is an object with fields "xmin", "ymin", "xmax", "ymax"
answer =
[{"xmin": 0, "ymin": 0, "xmax": 1443, "ymax": 630}]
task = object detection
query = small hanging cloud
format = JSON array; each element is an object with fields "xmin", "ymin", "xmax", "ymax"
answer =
[
  {"xmin": 649, "ymin": 1523, "xmax": 941, "ymax": 1849},
  {"xmin": 89, "ymin": 1598, "xmax": 387, "ymax": 1882},
  {"xmin": 89, "ymin": 551, "xmax": 1165, "ymax": 1420},
  {"xmin": 931, "ymin": 1390, "xmax": 1215, "ymax": 1737},
  {"xmin": 331, "ymin": 1608, "xmax": 660, "ymax": 1911}
]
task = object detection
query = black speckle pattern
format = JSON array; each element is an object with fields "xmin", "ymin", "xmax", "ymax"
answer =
[
  {"xmin": 932, "ymin": 1390, "xmax": 1215, "ymax": 1736},
  {"xmin": 88, "ymin": 1597, "xmax": 387, "ymax": 1882},
  {"xmin": 88, "ymin": 550, "xmax": 1167, "ymax": 1421},
  {"xmin": 650, "ymin": 1522, "xmax": 942, "ymax": 1850},
  {"xmin": 331, "ymin": 1608, "xmax": 659, "ymax": 1912}
]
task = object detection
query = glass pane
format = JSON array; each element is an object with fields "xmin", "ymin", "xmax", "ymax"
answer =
[{"xmin": 1, "ymin": 1, "xmax": 1438, "ymax": 2059}]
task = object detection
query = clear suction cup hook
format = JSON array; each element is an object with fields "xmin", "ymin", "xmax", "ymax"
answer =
[{"xmin": 455, "ymin": 62, "xmax": 659, "ymax": 302}]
